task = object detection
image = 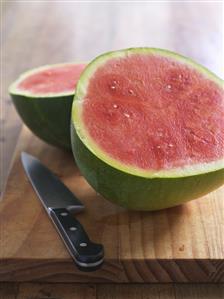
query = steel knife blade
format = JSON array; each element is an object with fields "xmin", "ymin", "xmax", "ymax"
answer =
[{"xmin": 21, "ymin": 152, "xmax": 104, "ymax": 271}]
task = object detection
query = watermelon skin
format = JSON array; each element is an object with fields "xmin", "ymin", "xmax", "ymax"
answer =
[
  {"xmin": 11, "ymin": 94, "xmax": 73, "ymax": 149},
  {"xmin": 72, "ymin": 127, "xmax": 224, "ymax": 211}
]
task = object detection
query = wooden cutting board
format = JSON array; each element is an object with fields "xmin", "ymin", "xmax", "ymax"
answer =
[{"xmin": 0, "ymin": 126, "xmax": 223, "ymax": 283}]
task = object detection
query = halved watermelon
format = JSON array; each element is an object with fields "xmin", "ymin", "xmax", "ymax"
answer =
[
  {"xmin": 9, "ymin": 63, "xmax": 86, "ymax": 149},
  {"xmin": 71, "ymin": 48, "xmax": 224, "ymax": 211}
]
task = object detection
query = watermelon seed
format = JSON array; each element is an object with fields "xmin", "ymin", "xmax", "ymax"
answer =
[
  {"xmin": 113, "ymin": 104, "xmax": 118, "ymax": 108},
  {"xmin": 128, "ymin": 89, "xmax": 135, "ymax": 95},
  {"xmin": 110, "ymin": 80, "xmax": 118, "ymax": 91},
  {"xmin": 165, "ymin": 84, "xmax": 172, "ymax": 91},
  {"xmin": 168, "ymin": 143, "xmax": 174, "ymax": 148},
  {"xmin": 124, "ymin": 113, "xmax": 130, "ymax": 118},
  {"xmin": 156, "ymin": 145, "xmax": 161, "ymax": 149}
]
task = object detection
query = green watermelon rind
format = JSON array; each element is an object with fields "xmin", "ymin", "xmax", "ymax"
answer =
[
  {"xmin": 72, "ymin": 47, "xmax": 224, "ymax": 178},
  {"xmin": 9, "ymin": 63, "xmax": 85, "ymax": 149},
  {"xmin": 71, "ymin": 126, "xmax": 224, "ymax": 210},
  {"xmin": 71, "ymin": 48, "xmax": 224, "ymax": 210},
  {"xmin": 11, "ymin": 93, "xmax": 74, "ymax": 149}
]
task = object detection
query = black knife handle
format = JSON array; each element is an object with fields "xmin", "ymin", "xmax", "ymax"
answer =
[{"xmin": 49, "ymin": 208, "xmax": 104, "ymax": 271}]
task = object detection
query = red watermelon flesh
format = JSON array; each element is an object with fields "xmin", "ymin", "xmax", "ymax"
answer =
[
  {"xmin": 18, "ymin": 64, "xmax": 86, "ymax": 94},
  {"xmin": 82, "ymin": 54, "xmax": 224, "ymax": 171}
]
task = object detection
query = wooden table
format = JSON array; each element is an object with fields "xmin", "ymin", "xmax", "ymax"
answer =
[{"xmin": 1, "ymin": 1, "xmax": 223, "ymax": 298}]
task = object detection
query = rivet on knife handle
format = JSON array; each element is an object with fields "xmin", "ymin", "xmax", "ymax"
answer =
[{"xmin": 49, "ymin": 207, "xmax": 104, "ymax": 270}]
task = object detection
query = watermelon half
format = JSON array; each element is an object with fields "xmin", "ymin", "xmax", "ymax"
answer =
[
  {"xmin": 9, "ymin": 63, "xmax": 86, "ymax": 149},
  {"xmin": 71, "ymin": 48, "xmax": 224, "ymax": 211}
]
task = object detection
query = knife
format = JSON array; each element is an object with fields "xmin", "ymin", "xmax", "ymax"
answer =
[{"xmin": 21, "ymin": 152, "xmax": 104, "ymax": 271}]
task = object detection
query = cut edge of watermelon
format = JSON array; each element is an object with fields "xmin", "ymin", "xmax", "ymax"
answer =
[
  {"xmin": 72, "ymin": 48, "xmax": 224, "ymax": 178},
  {"xmin": 9, "ymin": 62, "xmax": 86, "ymax": 98}
]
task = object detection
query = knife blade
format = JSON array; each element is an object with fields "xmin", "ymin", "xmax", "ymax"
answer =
[{"xmin": 21, "ymin": 152, "xmax": 104, "ymax": 271}]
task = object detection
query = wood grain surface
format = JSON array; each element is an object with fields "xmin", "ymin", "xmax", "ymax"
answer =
[
  {"xmin": 0, "ymin": 126, "xmax": 223, "ymax": 283},
  {"xmin": 1, "ymin": 1, "xmax": 223, "ymax": 298},
  {"xmin": 0, "ymin": 283, "xmax": 224, "ymax": 299}
]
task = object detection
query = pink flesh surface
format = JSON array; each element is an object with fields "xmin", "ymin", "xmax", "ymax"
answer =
[
  {"xmin": 18, "ymin": 64, "xmax": 86, "ymax": 94},
  {"xmin": 82, "ymin": 54, "xmax": 224, "ymax": 171}
]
